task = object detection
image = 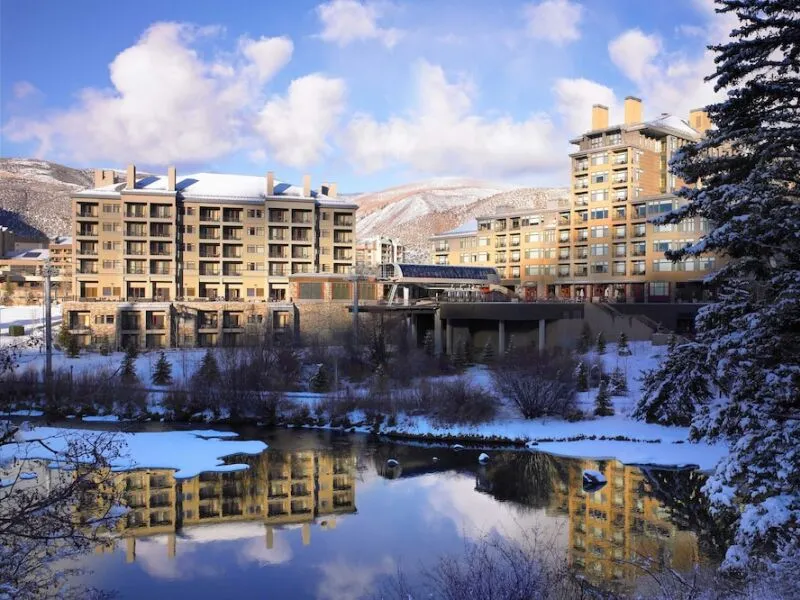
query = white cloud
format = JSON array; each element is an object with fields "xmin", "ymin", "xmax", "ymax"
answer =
[
  {"xmin": 608, "ymin": 29, "xmax": 661, "ymax": 82},
  {"xmin": 12, "ymin": 81, "xmax": 39, "ymax": 100},
  {"xmin": 316, "ymin": 0, "xmax": 403, "ymax": 48},
  {"xmin": 3, "ymin": 22, "xmax": 345, "ymax": 169},
  {"xmin": 256, "ymin": 74, "xmax": 346, "ymax": 168},
  {"xmin": 343, "ymin": 60, "xmax": 560, "ymax": 177},
  {"xmin": 240, "ymin": 36, "xmax": 294, "ymax": 82},
  {"xmin": 316, "ymin": 556, "xmax": 396, "ymax": 600},
  {"xmin": 607, "ymin": 7, "xmax": 737, "ymax": 119},
  {"xmin": 552, "ymin": 78, "xmax": 618, "ymax": 136},
  {"xmin": 522, "ymin": 0, "xmax": 583, "ymax": 45}
]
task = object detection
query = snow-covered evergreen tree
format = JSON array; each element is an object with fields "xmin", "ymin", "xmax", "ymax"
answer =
[
  {"xmin": 65, "ymin": 333, "xmax": 80, "ymax": 358},
  {"xmin": 595, "ymin": 332, "xmax": 606, "ymax": 355},
  {"xmin": 310, "ymin": 364, "xmax": 330, "ymax": 393},
  {"xmin": 643, "ymin": 0, "xmax": 800, "ymax": 573},
  {"xmin": 593, "ymin": 381, "xmax": 613, "ymax": 416},
  {"xmin": 575, "ymin": 361, "xmax": 588, "ymax": 392},
  {"xmin": 197, "ymin": 349, "xmax": 220, "ymax": 385},
  {"xmin": 610, "ymin": 366, "xmax": 627, "ymax": 396},
  {"xmin": 634, "ymin": 342, "xmax": 714, "ymax": 426},
  {"xmin": 152, "ymin": 351, "xmax": 173, "ymax": 386},
  {"xmin": 120, "ymin": 344, "xmax": 138, "ymax": 384},
  {"xmin": 617, "ymin": 332, "xmax": 631, "ymax": 356}
]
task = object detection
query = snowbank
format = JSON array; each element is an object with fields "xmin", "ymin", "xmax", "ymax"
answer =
[{"xmin": 1, "ymin": 426, "xmax": 267, "ymax": 478}]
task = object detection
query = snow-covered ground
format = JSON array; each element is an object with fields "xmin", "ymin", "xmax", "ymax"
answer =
[
  {"xmin": 1, "ymin": 426, "xmax": 267, "ymax": 478},
  {"xmin": 0, "ymin": 303, "xmax": 62, "ymax": 338}
]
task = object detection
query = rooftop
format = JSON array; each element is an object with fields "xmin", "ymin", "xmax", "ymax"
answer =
[{"xmin": 76, "ymin": 172, "xmax": 357, "ymax": 208}]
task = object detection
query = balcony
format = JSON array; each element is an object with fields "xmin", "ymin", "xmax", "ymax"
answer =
[
  {"xmin": 632, "ymin": 266, "xmax": 646, "ymax": 275},
  {"xmin": 149, "ymin": 227, "xmax": 171, "ymax": 238},
  {"xmin": 612, "ymin": 176, "xmax": 628, "ymax": 186},
  {"xmin": 147, "ymin": 318, "xmax": 167, "ymax": 330},
  {"xmin": 632, "ymin": 209, "xmax": 647, "ymax": 220},
  {"xmin": 612, "ymin": 153, "xmax": 628, "ymax": 165},
  {"xmin": 269, "ymin": 266, "xmax": 288, "ymax": 276},
  {"xmin": 574, "ymin": 161, "xmax": 589, "ymax": 172},
  {"xmin": 126, "ymin": 267, "xmax": 146, "ymax": 275},
  {"xmin": 574, "ymin": 234, "xmax": 589, "ymax": 243},
  {"xmin": 223, "ymin": 232, "xmax": 243, "ymax": 242},
  {"xmin": 200, "ymin": 231, "xmax": 221, "ymax": 241},
  {"xmin": 631, "ymin": 228, "xmax": 647, "ymax": 238},
  {"xmin": 574, "ymin": 267, "xmax": 588, "ymax": 277},
  {"xmin": 125, "ymin": 228, "xmax": 147, "ymax": 238},
  {"xmin": 292, "ymin": 214, "xmax": 313, "ymax": 225},
  {"xmin": 199, "ymin": 211, "xmax": 220, "ymax": 222},
  {"xmin": 150, "ymin": 208, "xmax": 172, "ymax": 219},
  {"xmin": 558, "ymin": 234, "xmax": 570, "ymax": 243},
  {"xmin": 222, "ymin": 267, "xmax": 242, "ymax": 277},
  {"xmin": 291, "ymin": 232, "xmax": 311, "ymax": 242},
  {"xmin": 574, "ymin": 180, "xmax": 589, "ymax": 190},
  {"xmin": 222, "ymin": 249, "xmax": 242, "ymax": 259},
  {"xmin": 631, "ymin": 248, "xmax": 646, "ymax": 257},
  {"xmin": 269, "ymin": 211, "xmax": 289, "ymax": 223},
  {"xmin": 76, "ymin": 246, "xmax": 98, "ymax": 256},
  {"xmin": 334, "ymin": 215, "xmax": 354, "ymax": 227},
  {"xmin": 76, "ymin": 265, "xmax": 98, "ymax": 274},
  {"xmin": 199, "ymin": 250, "xmax": 220, "ymax": 258},
  {"xmin": 76, "ymin": 209, "xmax": 98, "ymax": 218},
  {"xmin": 150, "ymin": 266, "xmax": 171, "ymax": 275},
  {"xmin": 223, "ymin": 210, "xmax": 242, "ymax": 223},
  {"xmin": 77, "ymin": 227, "xmax": 98, "ymax": 237},
  {"xmin": 126, "ymin": 209, "xmax": 146, "ymax": 219},
  {"xmin": 612, "ymin": 213, "xmax": 627, "ymax": 222},
  {"xmin": 199, "ymin": 267, "xmax": 221, "ymax": 276},
  {"xmin": 268, "ymin": 250, "xmax": 288, "ymax": 259}
]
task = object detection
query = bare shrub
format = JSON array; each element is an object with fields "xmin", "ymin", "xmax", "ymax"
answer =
[
  {"xmin": 493, "ymin": 350, "xmax": 577, "ymax": 419},
  {"xmin": 424, "ymin": 379, "xmax": 499, "ymax": 426},
  {"xmin": 380, "ymin": 529, "xmax": 584, "ymax": 600}
]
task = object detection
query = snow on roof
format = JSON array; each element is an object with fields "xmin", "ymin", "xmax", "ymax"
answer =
[
  {"xmin": 645, "ymin": 114, "xmax": 700, "ymax": 139},
  {"xmin": 51, "ymin": 236, "xmax": 72, "ymax": 246},
  {"xmin": 435, "ymin": 218, "xmax": 478, "ymax": 238},
  {"xmin": 78, "ymin": 172, "xmax": 356, "ymax": 208},
  {"xmin": 8, "ymin": 249, "xmax": 50, "ymax": 261}
]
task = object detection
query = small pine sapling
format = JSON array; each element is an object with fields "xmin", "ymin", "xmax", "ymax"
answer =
[
  {"xmin": 594, "ymin": 380, "xmax": 614, "ymax": 416},
  {"xmin": 577, "ymin": 323, "xmax": 592, "ymax": 354},
  {"xmin": 66, "ymin": 333, "xmax": 80, "ymax": 358},
  {"xmin": 120, "ymin": 344, "xmax": 138, "ymax": 384},
  {"xmin": 610, "ymin": 366, "xmax": 628, "ymax": 395},
  {"xmin": 595, "ymin": 332, "xmax": 606, "ymax": 355},
  {"xmin": 617, "ymin": 332, "xmax": 631, "ymax": 356},
  {"xmin": 310, "ymin": 364, "xmax": 330, "ymax": 393},
  {"xmin": 575, "ymin": 361, "xmax": 588, "ymax": 392},
  {"xmin": 152, "ymin": 351, "xmax": 173, "ymax": 386},
  {"xmin": 56, "ymin": 321, "xmax": 71, "ymax": 350}
]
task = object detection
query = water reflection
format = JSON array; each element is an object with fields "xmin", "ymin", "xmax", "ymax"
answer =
[
  {"xmin": 67, "ymin": 436, "xmax": 715, "ymax": 597},
  {"xmin": 111, "ymin": 449, "xmax": 357, "ymax": 562}
]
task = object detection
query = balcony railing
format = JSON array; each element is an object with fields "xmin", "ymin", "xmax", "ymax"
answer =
[
  {"xmin": 76, "ymin": 210, "xmax": 98, "ymax": 218},
  {"xmin": 126, "ymin": 267, "xmax": 146, "ymax": 275},
  {"xmin": 612, "ymin": 213, "xmax": 627, "ymax": 222},
  {"xmin": 333, "ymin": 216, "xmax": 353, "ymax": 227}
]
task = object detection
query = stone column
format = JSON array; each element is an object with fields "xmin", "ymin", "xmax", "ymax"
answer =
[
  {"xmin": 538, "ymin": 319, "xmax": 546, "ymax": 351},
  {"xmin": 498, "ymin": 320, "xmax": 506, "ymax": 355},
  {"xmin": 402, "ymin": 286, "xmax": 410, "ymax": 306},
  {"xmin": 445, "ymin": 319, "xmax": 453, "ymax": 355}
]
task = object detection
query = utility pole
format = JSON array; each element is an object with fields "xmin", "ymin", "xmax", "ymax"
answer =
[{"xmin": 351, "ymin": 267, "xmax": 360, "ymax": 348}]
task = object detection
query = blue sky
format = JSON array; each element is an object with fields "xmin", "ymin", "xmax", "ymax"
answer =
[{"xmin": 0, "ymin": 0, "xmax": 732, "ymax": 192}]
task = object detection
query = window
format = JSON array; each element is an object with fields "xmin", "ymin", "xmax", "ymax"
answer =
[
  {"xmin": 102, "ymin": 223, "xmax": 120, "ymax": 232},
  {"xmin": 543, "ymin": 230, "xmax": 556, "ymax": 243},
  {"xmin": 699, "ymin": 257, "xmax": 716, "ymax": 271},
  {"xmin": 649, "ymin": 282, "xmax": 669, "ymax": 297},
  {"xmin": 653, "ymin": 259, "xmax": 674, "ymax": 272},
  {"xmin": 589, "ymin": 136, "xmax": 602, "ymax": 148},
  {"xmin": 184, "ymin": 262, "xmax": 196, "ymax": 271},
  {"xmin": 526, "ymin": 248, "xmax": 542, "ymax": 259},
  {"xmin": 183, "ymin": 225, "xmax": 194, "ymax": 234},
  {"xmin": 246, "ymin": 245, "xmax": 265, "ymax": 254},
  {"xmin": 647, "ymin": 200, "xmax": 674, "ymax": 215},
  {"xmin": 678, "ymin": 220, "xmax": 696, "ymax": 232},
  {"xmin": 654, "ymin": 223, "xmax": 676, "ymax": 232},
  {"xmin": 591, "ymin": 226, "xmax": 609, "ymax": 238},
  {"xmin": 247, "ymin": 209, "xmax": 263, "ymax": 219},
  {"xmin": 591, "ymin": 172, "xmax": 608, "ymax": 184},
  {"xmin": 183, "ymin": 243, "xmax": 195, "ymax": 252},
  {"xmin": 653, "ymin": 241, "xmax": 671, "ymax": 253},
  {"xmin": 102, "ymin": 241, "xmax": 121, "ymax": 251},
  {"xmin": 185, "ymin": 207, "xmax": 195, "ymax": 216},
  {"xmin": 591, "ymin": 208, "xmax": 608, "ymax": 220},
  {"xmin": 590, "ymin": 244, "xmax": 608, "ymax": 256},
  {"xmin": 591, "ymin": 190, "xmax": 608, "ymax": 203},
  {"xmin": 102, "ymin": 204, "xmax": 120, "ymax": 213},
  {"xmin": 590, "ymin": 153, "xmax": 608, "ymax": 165},
  {"xmin": 248, "ymin": 227, "xmax": 265, "ymax": 236},
  {"xmin": 607, "ymin": 132, "xmax": 622, "ymax": 145},
  {"xmin": 613, "ymin": 262, "xmax": 626, "ymax": 275},
  {"xmin": 526, "ymin": 232, "xmax": 541, "ymax": 243},
  {"xmin": 591, "ymin": 262, "xmax": 609, "ymax": 274}
]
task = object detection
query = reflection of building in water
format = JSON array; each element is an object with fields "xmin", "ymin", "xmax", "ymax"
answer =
[
  {"xmin": 114, "ymin": 450, "xmax": 356, "ymax": 562},
  {"xmin": 548, "ymin": 458, "xmax": 700, "ymax": 591}
]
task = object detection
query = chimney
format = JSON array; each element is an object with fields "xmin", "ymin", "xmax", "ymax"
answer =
[
  {"xmin": 624, "ymin": 96, "xmax": 642, "ymax": 125},
  {"xmin": 266, "ymin": 171, "xmax": 274, "ymax": 196},
  {"xmin": 93, "ymin": 169, "xmax": 114, "ymax": 188},
  {"xmin": 689, "ymin": 108, "xmax": 712, "ymax": 135},
  {"xmin": 167, "ymin": 166, "xmax": 177, "ymax": 192},
  {"xmin": 328, "ymin": 183, "xmax": 337, "ymax": 198},
  {"xmin": 126, "ymin": 164, "xmax": 137, "ymax": 189},
  {"xmin": 591, "ymin": 104, "xmax": 609, "ymax": 130},
  {"xmin": 321, "ymin": 181, "xmax": 330, "ymax": 196},
  {"xmin": 302, "ymin": 174, "xmax": 311, "ymax": 198}
]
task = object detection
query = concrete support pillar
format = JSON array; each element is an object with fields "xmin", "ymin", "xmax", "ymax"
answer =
[
  {"xmin": 434, "ymin": 311, "xmax": 443, "ymax": 356},
  {"xmin": 302, "ymin": 522, "xmax": 311, "ymax": 546},
  {"xmin": 126, "ymin": 537, "xmax": 136, "ymax": 563},
  {"xmin": 402, "ymin": 286, "xmax": 410, "ymax": 306},
  {"xmin": 625, "ymin": 283, "xmax": 633, "ymax": 303},
  {"xmin": 538, "ymin": 319, "xmax": 546, "ymax": 351},
  {"xmin": 445, "ymin": 319, "xmax": 453, "ymax": 355},
  {"xmin": 406, "ymin": 315, "xmax": 414, "ymax": 345},
  {"xmin": 498, "ymin": 320, "xmax": 506, "ymax": 355},
  {"xmin": 168, "ymin": 533, "xmax": 176, "ymax": 559},
  {"xmin": 644, "ymin": 283, "xmax": 650, "ymax": 303},
  {"xmin": 266, "ymin": 526, "xmax": 274, "ymax": 550}
]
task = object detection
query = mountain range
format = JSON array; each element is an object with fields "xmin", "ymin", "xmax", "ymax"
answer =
[{"xmin": 0, "ymin": 158, "xmax": 568, "ymax": 258}]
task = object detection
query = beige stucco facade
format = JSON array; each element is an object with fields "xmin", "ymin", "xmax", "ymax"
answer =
[{"xmin": 431, "ymin": 98, "xmax": 717, "ymax": 303}]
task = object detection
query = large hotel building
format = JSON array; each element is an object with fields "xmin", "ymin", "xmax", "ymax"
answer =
[
  {"xmin": 66, "ymin": 167, "xmax": 357, "ymax": 348},
  {"xmin": 430, "ymin": 97, "xmax": 716, "ymax": 303}
]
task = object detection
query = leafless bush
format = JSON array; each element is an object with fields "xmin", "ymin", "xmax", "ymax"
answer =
[
  {"xmin": 493, "ymin": 351, "xmax": 578, "ymax": 419},
  {"xmin": 380, "ymin": 529, "xmax": 584, "ymax": 600},
  {"xmin": 421, "ymin": 379, "xmax": 499, "ymax": 426}
]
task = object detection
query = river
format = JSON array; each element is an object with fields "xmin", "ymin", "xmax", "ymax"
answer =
[{"xmin": 67, "ymin": 427, "xmax": 721, "ymax": 599}]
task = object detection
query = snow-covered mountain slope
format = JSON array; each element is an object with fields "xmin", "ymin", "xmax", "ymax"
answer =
[
  {"xmin": 0, "ymin": 158, "xmax": 95, "ymax": 239},
  {"xmin": 354, "ymin": 180, "xmax": 569, "ymax": 260}
]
